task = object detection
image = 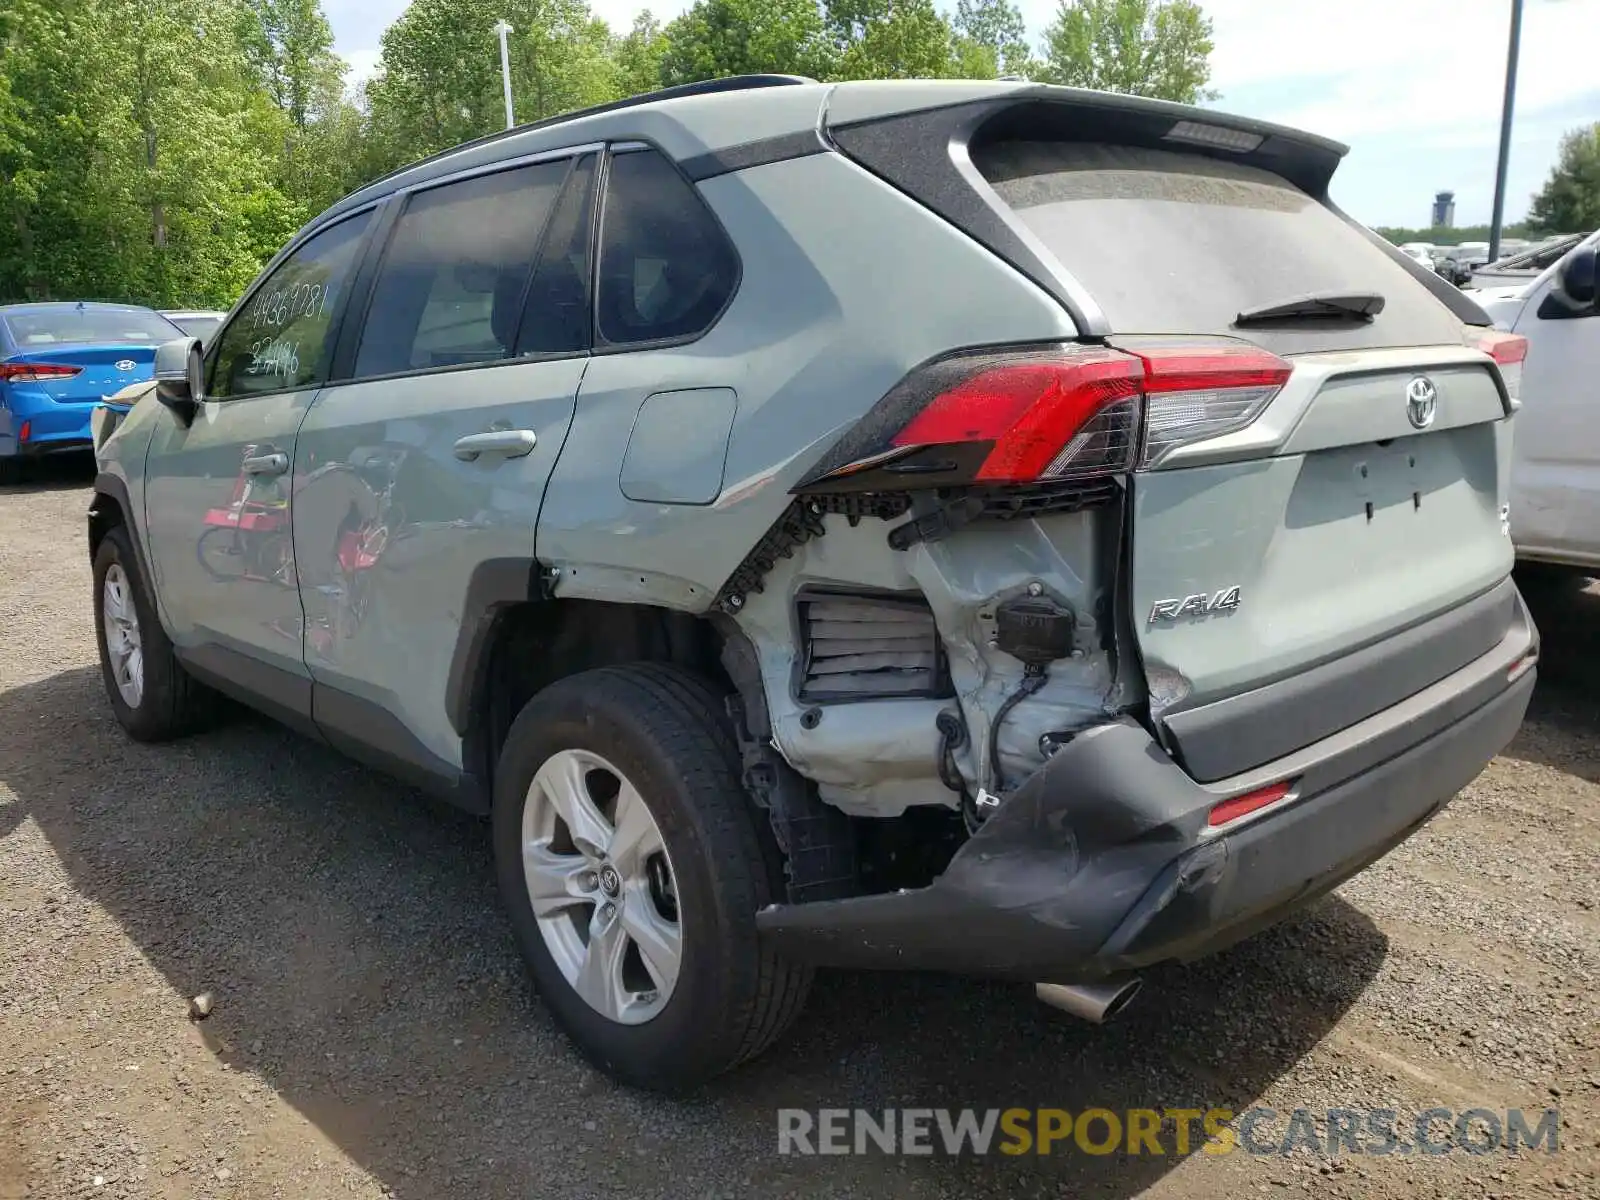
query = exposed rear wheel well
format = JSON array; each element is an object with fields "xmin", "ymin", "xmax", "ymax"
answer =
[{"xmin": 465, "ymin": 599, "xmax": 735, "ymax": 791}]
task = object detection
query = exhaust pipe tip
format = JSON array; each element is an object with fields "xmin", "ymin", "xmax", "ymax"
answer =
[{"xmin": 1035, "ymin": 977, "xmax": 1142, "ymax": 1024}]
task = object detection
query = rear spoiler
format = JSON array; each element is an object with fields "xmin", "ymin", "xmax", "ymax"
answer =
[{"xmin": 825, "ymin": 86, "xmax": 1489, "ymax": 332}]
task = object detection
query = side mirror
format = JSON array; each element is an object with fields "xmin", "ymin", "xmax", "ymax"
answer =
[
  {"xmin": 1558, "ymin": 245, "xmax": 1598, "ymax": 307},
  {"xmin": 153, "ymin": 337, "xmax": 204, "ymax": 426}
]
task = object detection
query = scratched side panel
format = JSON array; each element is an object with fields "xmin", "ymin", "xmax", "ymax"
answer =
[{"xmin": 536, "ymin": 149, "xmax": 1078, "ymax": 608}]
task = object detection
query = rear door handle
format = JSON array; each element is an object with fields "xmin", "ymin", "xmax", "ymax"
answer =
[
  {"xmin": 241, "ymin": 451, "xmax": 289, "ymax": 476},
  {"xmin": 453, "ymin": 429, "xmax": 537, "ymax": 462}
]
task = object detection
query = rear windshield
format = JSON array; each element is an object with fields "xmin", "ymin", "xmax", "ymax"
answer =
[
  {"xmin": 2, "ymin": 307, "xmax": 182, "ymax": 347},
  {"xmin": 973, "ymin": 142, "xmax": 1464, "ymax": 353}
]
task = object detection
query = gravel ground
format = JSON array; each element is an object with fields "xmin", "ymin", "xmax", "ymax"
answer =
[{"xmin": 2, "ymin": 459, "xmax": 1597, "ymax": 1200}]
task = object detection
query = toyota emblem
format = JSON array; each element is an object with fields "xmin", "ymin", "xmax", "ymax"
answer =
[
  {"xmin": 1405, "ymin": 376, "xmax": 1437, "ymax": 430},
  {"xmin": 115, "ymin": 359, "xmax": 136, "ymax": 371}
]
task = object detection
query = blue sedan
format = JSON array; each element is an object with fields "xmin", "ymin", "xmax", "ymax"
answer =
[{"xmin": 0, "ymin": 302, "xmax": 185, "ymax": 479}]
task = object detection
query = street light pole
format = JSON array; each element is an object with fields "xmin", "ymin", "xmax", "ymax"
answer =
[
  {"xmin": 494, "ymin": 19, "xmax": 515, "ymax": 129},
  {"xmin": 1487, "ymin": 0, "xmax": 1524, "ymax": 262}
]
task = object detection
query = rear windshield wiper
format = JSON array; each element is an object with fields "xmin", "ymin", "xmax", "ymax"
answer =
[{"xmin": 1234, "ymin": 291, "xmax": 1386, "ymax": 325}]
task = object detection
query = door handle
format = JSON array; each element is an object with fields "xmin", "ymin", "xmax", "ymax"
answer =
[
  {"xmin": 242, "ymin": 451, "xmax": 289, "ymax": 476},
  {"xmin": 453, "ymin": 429, "xmax": 537, "ymax": 462}
]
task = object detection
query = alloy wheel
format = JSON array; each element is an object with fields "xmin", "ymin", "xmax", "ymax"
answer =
[
  {"xmin": 102, "ymin": 564, "xmax": 144, "ymax": 709},
  {"xmin": 521, "ymin": 748, "xmax": 682, "ymax": 1025}
]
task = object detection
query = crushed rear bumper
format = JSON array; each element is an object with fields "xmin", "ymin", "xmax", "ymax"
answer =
[{"xmin": 756, "ymin": 591, "xmax": 1537, "ymax": 983}]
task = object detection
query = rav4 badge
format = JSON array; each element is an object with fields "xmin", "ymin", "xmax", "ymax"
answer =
[{"xmin": 1149, "ymin": 586, "xmax": 1241, "ymax": 624}]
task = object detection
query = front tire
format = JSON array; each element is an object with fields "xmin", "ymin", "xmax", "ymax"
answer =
[
  {"xmin": 492, "ymin": 664, "xmax": 811, "ymax": 1090},
  {"xmin": 92, "ymin": 525, "xmax": 216, "ymax": 741}
]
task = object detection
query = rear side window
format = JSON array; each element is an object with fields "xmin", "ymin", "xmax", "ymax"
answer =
[
  {"xmin": 354, "ymin": 160, "xmax": 569, "ymax": 379},
  {"xmin": 596, "ymin": 149, "xmax": 737, "ymax": 346},
  {"xmin": 209, "ymin": 211, "xmax": 373, "ymax": 399},
  {"xmin": 974, "ymin": 142, "xmax": 1464, "ymax": 352}
]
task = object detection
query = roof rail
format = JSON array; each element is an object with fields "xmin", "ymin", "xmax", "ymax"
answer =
[{"xmin": 358, "ymin": 74, "xmax": 818, "ymax": 195}]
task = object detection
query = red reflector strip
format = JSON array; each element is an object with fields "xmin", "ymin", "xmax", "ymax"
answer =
[
  {"xmin": 1467, "ymin": 328, "xmax": 1528, "ymax": 366},
  {"xmin": 0, "ymin": 362, "xmax": 85, "ymax": 382},
  {"xmin": 1208, "ymin": 779, "xmax": 1294, "ymax": 828},
  {"xmin": 18, "ymin": 420, "xmax": 31, "ymax": 443},
  {"xmin": 1507, "ymin": 649, "xmax": 1538, "ymax": 682}
]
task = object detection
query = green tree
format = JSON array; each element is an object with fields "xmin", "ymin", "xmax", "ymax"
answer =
[
  {"xmin": 237, "ymin": 0, "xmax": 366, "ymax": 216},
  {"xmin": 366, "ymin": 0, "xmax": 621, "ymax": 163},
  {"xmin": 614, "ymin": 11, "xmax": 670, "ymax": 97},
  {"xmin": 239, "ymin": 0, "xmax": 343, "ymax": 129},
  {"xmin": 953, "ymin": 0, "xmax": 1031, "ymax": 76},
  {"xmin": 1375, "ymin": 223, "xmax": 1529, "ymax": 247},
  {"xmin": 660, "ymin": 0, "xmax": 836, "ymax": 86},
  {"xmin": 0, "ymin": 0, "xmax": 299, "ymax": 306},
  {"xmin": 826, "ymin": 0, "xmax": 958, "ymax": 80},
  {"xmin": 1528, "ymin": 122, "xmax": 1600, "ymax": 235},
  {"xmin": 1038, "ymin": 0, "xmax": 1215, "ymax": 103}
]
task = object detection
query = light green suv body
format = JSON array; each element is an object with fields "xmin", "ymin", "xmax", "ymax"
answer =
[{"xmin": 88, "ymin": 76, "xmax": 1537, "ymax": 1089}]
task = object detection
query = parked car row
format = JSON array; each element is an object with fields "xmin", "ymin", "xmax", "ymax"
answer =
[{"xmin": 1394, "ymin": 235, "xmax": 1587, "ymax": 290}]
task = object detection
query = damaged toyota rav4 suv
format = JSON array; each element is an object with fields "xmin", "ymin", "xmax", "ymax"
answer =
[{"xmin": 89, "ymin": 76, "xmax": 1537, "ymax": 1089}]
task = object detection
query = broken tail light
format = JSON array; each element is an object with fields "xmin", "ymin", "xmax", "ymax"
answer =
[{"xmin": 795, "ymin": 339, "xmax": 1291, "ymax": 494}]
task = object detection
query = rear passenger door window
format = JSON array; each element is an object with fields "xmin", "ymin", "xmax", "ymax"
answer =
[
  {"xmin": 353, "ymin": 160, "xmax": 570, "ymax": 379},
  {"xmin": 595, "ymin": 148, "xmax": 738, "ymax": 347}
]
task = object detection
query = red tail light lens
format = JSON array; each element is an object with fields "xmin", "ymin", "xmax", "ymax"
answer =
[
  {"xmin": 1466, "ymin": 328, "xmax": 1528, "ymax": 365},
  {"xmin": 1465, "ymin": 327, "xmax": 1527, "ymax": 402},
  {"xmin": 891, "ymin": 347, "xmax": 1144, "ymax": 484},
  {"xmin": 1208, "ymin": 779, "xmax": 1293, "ymax": 827},
  {"xmin": 0, "ymin": 362, "xmax": 85, "ymax": 383},
  {"xmin": 795, "ymin": 339, "xmax": 1292, "ymax": 494}
]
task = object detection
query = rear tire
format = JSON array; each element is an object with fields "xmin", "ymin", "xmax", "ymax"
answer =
[
  {"xmin": 492, "ymin": 663, "xmax": 811, "ymax": 1091},
  {"xmin": 92, "ymin": 525, "xmax": 217, "ymax": 741}
]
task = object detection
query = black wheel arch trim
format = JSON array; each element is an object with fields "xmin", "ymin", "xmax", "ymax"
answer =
[
  {"xmin": 445, "ymin": 556, "xmax": 547, "ymax": 738},
  {"xmin": 89, "ymin": 473, "xmax": 157, "ymax": 596}
]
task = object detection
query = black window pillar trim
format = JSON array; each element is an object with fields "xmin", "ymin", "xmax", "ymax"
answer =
[{"xmin": 445, "ymin": 556, "xmax": 547, "ymax": 740}]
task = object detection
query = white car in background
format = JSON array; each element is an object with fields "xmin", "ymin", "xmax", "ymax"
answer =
[
  {"xmin": 1471, "ymin": 230, "xmax": 1600, "ymax": 571},
  {"xmin": 158, "ymin": 310, "xmax": 227, "ymax": 344},
  {"xmin": 1397, "ymin": 243, "xmax": 1437, "ymax": 269}
]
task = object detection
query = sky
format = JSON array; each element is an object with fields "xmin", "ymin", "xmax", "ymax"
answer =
[{"xmin": 323, "ymin": 0, "xmax": 1600, "ymax": 229}]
